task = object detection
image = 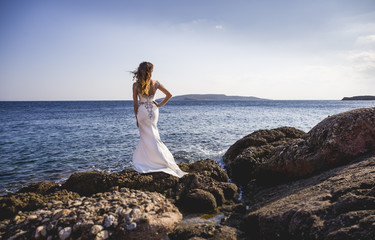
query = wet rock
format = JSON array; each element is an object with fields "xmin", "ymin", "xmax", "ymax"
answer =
[
  {"xmin": 181, "ymin": 189, "xmax": 217, "ymax": 212},
  {"xmin": 169, "ymin": 223, "xmax": 238, "ymax": 240},
  {"xmin": 223, "ymin": 127, "xmax": 305, "ymax": 185},
  {"xmin": 174, "ymin": 173, "xmax": 238, "ymax": 213},
  {"xmin": 18, "ymin": 181, "xmax": 60, "ymax": 194},
  {"xmin": 178, "ymin": 159, "xmax": 229, "ymax": 182},
  {"xmin": 256, "ymin": 107, "xmax": 375, "ymax": 185}
]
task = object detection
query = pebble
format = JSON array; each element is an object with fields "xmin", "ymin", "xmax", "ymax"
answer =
[
  {"xmin": 73, "ymin": 222, "xmax": 82, "ymax": 232},
  {"xmin": 90, "ymin": 225, "xmax": 104, "ymax": 235},
  {"xmin": 72, "ymin": 200, "xmax": 82, "ymax": 207},
  {"xmin": 104, "ymin": 215, "xmax": 115, "ymax": 228},
  {"xmin": 127, "ymin": 222, "xmax": 137, "ymax": 231},
  {"xmin": 34, "ymin": 225, "xmax": 47, "ymax": 239},
  {"xmin": 96, "ymin": 230, "xmax": 109, "ymax": 240},
  {"xmin": 130, "ymin": 208, "xmax": 141, "ymax": 218},
  {"xmin": 115, "ymin": 207, "xmax": 123, "ymax": 214},
  {"xmin": 53, "ymin": 209, "xmax": 63, "ymax": 220},
  {"xmin": 58, "ymin": 227, "xmax": 72, "ymax": 240},
  {"xmin": 52, "ymin": 200, "xmax": 63, "ymax": 205},
  {"xmin": 28, "ymin": 215, "xmax": 38, "ymax": 220},
  {"xmin": 8, "ymin": 230, "xmax": 27, "ymax": 240}
]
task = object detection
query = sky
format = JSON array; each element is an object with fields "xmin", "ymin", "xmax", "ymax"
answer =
[{"xmin": 0, "ymin": 0, "xmax": 374, "ymax": 100}]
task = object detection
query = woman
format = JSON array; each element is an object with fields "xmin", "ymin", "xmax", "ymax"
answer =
[{"xmin": 132, "ymin": 62, "xmax": 187, "ymax": 178}]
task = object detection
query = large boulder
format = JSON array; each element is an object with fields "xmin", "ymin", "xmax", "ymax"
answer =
[
  {"xmin": 62, "ymin": 171, "xmax": 115, "ymax": 195},
  {"xmin": 0, "ymin": 188, "xmax": 182, "ymax": 240},
  {"xmin": 223, "ymin": 127, "xmax": 306, "ymax": 185},
  {"xmin": 180, "ymin": 189, "xmax": 217, "ymax": 212},
  {"xmin": 242, "ymin": 152, "xmax": 375, "ymax": 240},
  {"xmin": 256, "ymin": 108, "xmax": 375, "ymax": 184}
]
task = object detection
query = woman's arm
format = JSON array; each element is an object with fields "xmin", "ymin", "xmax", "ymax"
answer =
[
  {"xmin": 132, "ymin": 83, "xmax": 139, "ymax": 126},
  {"xmin": 153, "ymin": 82, "xmax": 172, "ymax": 107}
]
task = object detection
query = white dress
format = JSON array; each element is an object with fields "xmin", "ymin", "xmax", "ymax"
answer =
[{"xmin": 132, "ymin": 84, "xmax": 187, "ymax": 178}]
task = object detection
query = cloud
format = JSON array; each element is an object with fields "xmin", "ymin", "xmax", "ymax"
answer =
[
  {"xmin": 356, "ymin": 34, "xmax": 375, "ymax": 45},
  {"xmin": 337, "ymin": 50, "xmax": 375, "ymax": 80},
  {"xmin": 215, "ymin": 25, "xmax": 223, "ymax": 30}
]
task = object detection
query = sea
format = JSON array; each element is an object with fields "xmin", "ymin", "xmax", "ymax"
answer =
[{"xmin": 1, "ymin": 100, "xmax": 374, "ymax": 195}]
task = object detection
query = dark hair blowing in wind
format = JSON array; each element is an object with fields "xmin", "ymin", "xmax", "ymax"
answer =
[{"xmin": 132, "ymin": 62, "xmax": 154, "ymax": 95}]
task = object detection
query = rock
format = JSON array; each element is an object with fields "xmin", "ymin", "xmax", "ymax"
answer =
[
  {"xmin": 178, "ymin": 159, "xmax": 229, "ymax": 182},
  {"xmin": 58, "ymin": 227, "xmax": 72, "ymax": 240},
  {"xmin": 34, "ymin": 225, "xmax": 47, "ymax": 239},
  {"xmin": 223, "ymin": 127, "xmax": 305, "ymax": 185},
  {"xmin": 169, "ymin": 223, "xmax": 238, "ymax": 240},
  {"xmin": 90, "ymin": 225, "xmax": 104, "ymax": 235},
  {"xmin": 60, "ymin": 159, "xmax": 237, "ymax": 214},
  {"xmin": 28, "ymin": 214, "xmax": 38, "ymax": 220},
  {"xmin": 0, "ymin": 189, "xmax": 182, "ymax": 240},
  {"xmin": 0, "ymin": 190, "xmax": 80, "ymax": 220},
  {"xmin": 62, "ymin": 171, "xmax": 114, "ymax": 196},
  {"xmin": 103, "ymin": 214, "xmax": 115, "ymax": 228},
  {"xmin": 71, "ymin": 200, "xmax": 82, "ymax": 207},
  {"xmin": 242, "ymin": 153, "xmax": 375, "ymax": 240},
  {"xmin": 174, "ymin": 173, "xmax": 238, "ymax": 212},
  {"xmin": 1, "ymin": 159, "xmax": 238, "ymax": 238},
  {"xmin": 256, "ymin": 107, "xmax": 375, "ymax": 185},
  {"xmin": 180, "ymin": 189, "xmax": 217, "ymax": 213},
  {"xmin": 96, "ymin": 230, "xmax": 109, "ymax": 239},
  {"xmin": 18, "ymin": 181, "xmax": 60, "ymax": 194},
  {"xmin": 126, "ymin": 222, "xmax": 137, "ymax": 230}
]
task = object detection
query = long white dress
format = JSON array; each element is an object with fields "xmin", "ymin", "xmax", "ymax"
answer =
[{"xmin": 132, "ymin": 86, "xmax": 187, "ymax": 178}]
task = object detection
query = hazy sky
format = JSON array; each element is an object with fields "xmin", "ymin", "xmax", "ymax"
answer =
[{"xmin": 1, "ymin": 0, "xmax": 374, "ymax": 100}]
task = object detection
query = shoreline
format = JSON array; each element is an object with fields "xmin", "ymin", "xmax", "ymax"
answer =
[{"xmin": 1, "ymin": 107, "xmax": 375, "ymax": 239}]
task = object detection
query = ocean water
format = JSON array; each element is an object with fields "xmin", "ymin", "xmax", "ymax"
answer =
[{"xmin": 1, "ymin": 100, "xmax": 374, "ymax": 195}]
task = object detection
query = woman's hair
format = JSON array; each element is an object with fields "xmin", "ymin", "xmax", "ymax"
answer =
[{"xmin": 132, "ymin": 62, "xmax": 154, "ymax": 95}]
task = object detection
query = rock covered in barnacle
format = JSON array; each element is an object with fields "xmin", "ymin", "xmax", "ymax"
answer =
[
  {"xmin": 61, "ymin": 159, "xmax": 238, "ymax": 213},
  {"xmin": 0, "ymin": 188, "xmax": 182, "ymax": 240}
]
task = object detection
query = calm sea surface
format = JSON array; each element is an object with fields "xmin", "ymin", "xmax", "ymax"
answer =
[{"xmin": 1, "ymin": 100, "xmax": 374, "ymax": 195}]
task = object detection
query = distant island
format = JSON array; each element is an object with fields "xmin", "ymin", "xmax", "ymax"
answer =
[
  {"xmin": 165, "ymin": 94, "xmax": 269, "ymax": 101},
  {"xmin": 342, "ymin": 95, "xmax": 375, "ymax": 101}
]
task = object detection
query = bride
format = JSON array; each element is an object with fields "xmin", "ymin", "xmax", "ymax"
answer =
[{"xmin": 132, "ymin": 62, "xmax": 187, "ymax": 178}]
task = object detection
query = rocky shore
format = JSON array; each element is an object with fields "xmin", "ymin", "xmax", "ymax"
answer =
[
  {"xmin": 1, "ymin": 107, "xmax": 374, "ymax": 239},
  {"xmin": 0, "ymin": 160, "xmax": 240, "ymax": 239}
]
